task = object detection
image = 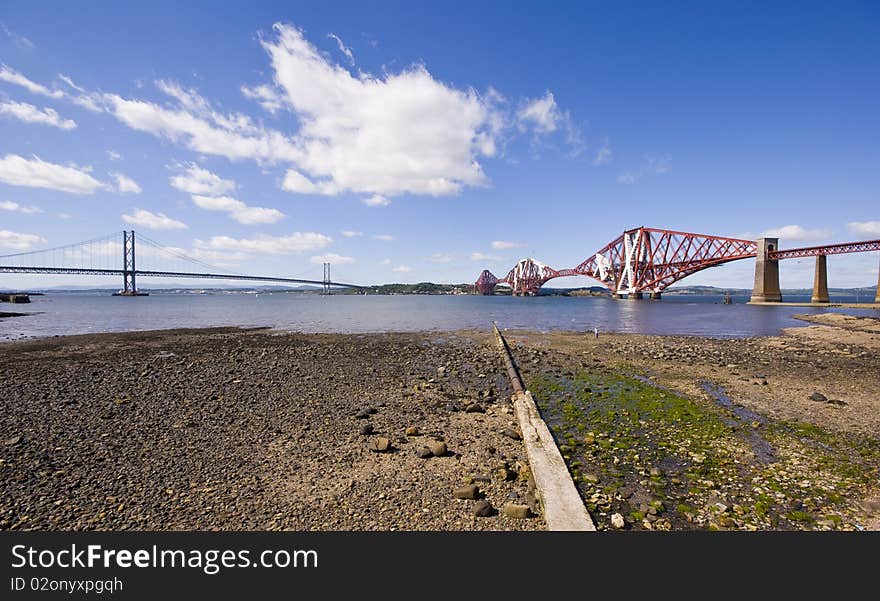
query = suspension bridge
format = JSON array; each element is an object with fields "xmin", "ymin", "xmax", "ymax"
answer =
[
  {"xmin": 475, "ymin": 227, "xmax": 880, "ymax": 304},
  {"xmin": 0, "ymin": 230, "xmax": 364, "ymax": 295}
]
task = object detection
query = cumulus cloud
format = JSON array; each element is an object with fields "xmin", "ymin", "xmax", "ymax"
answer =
[
  {"xmin": 0, "ymin": 200, "xmax": 43, "ymax": 214},
  {"xmin": 310, "ymin": 252, "xmax": 354, "ymax": 265},
  {"xmin": 0, "ymin": 154, "xmax": 107, "ymax": 194},
  {"xmin": 470, "ymin": 252, "xmax": 502, "ymax": 261},
  {"xmin": 848, "ymin": 221, "xmax": 880, "ymax": 237},
  {"xmin": 392, "ymin": 265, "xmax": 411, "ymax": 273},
  {"xmin": 262, "ymin": 23, "xmax": 499, "ymax": 197},
  {"xmin": 122, "ymin": 208, "xmax": 188, "ymax": 230},
  {"xmin": 170, "ymin": 163, "xmax": 236, "ymax": 196},
  {"xmin": 0, "ymin": 101, "xmax": 76, "ymax": 129},
  {"xmin": 362, "ymin": 194, "xmax": 390, "ymax": 207},
  {"xmin": 0, "ymin": 229, "xmax": 45, "ymax": 250},
  {"xmin": 517, "ymin": 91, "xmax": 562, "ymax": 134},
  {"xmin": 373, "ymin": 234, "xmax": 393, "ymax": 241},
  {"xmin": 429, "ymin": 253, "xmax": 453, "ymax": 263},
  {"xmin": 113, "ymin": 173, "xmax": 142, "ymax": 194},
  {"xmin": 190, "ymin": 194, "xmax": 285, "ymax": 225},
  {"xmin": 341, "ymin": 230, "xmax": 363, "ymax": 237},
  {"xmin": 0, "ymin": 64, "xmax": 63, "ymax": 98},
  {"xmin": 196, "ymin": 232, "xmax": 332, "ymax": 254},
  {"xmin": 491, "ymin": 240, "xmax": 522, "ymax": 250}
]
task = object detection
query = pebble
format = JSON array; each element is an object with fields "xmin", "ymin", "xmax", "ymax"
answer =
[
  {"xmin": 502, "ymin": 428, "xmax": 522, "ymax": 441},
  {"xmin": 405, "ymin": 426, "xmax": 420, "ymax": 436},
  {"xmin": 359, "ymin": 423, "xmax": 374, "ymax": 435},
  {"xmin": 464, "ymin": 403, "xmax": 485, "ymax": 413},
  {"xmin": 416, "ymin": 447, "xmax": 433, "ymax": 459},
  {"xmin": 809, "ymin": 392, "xmax": 827, "ymax": 403},
  {"xmin": 611, "ymin": 513, "xmax": 625, "ymax": 529}
]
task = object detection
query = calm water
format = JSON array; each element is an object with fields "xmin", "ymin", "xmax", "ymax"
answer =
[{"xmin": 1, "ymin": 291, "xmax": 877, "ymax": 341}]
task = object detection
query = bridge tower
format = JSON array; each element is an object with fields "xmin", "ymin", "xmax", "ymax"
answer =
[
  {"xmin": 875, "ymin": 257, "xmax": 880, "ymax": 304},
  {"xmin": 811, "ymin": 254, "xmax": 829, "ymax": 303},
  {"xmin": 750, "ymin": 237, "xmax": 781, "ymax": 302},
  {"xmin": 322, "ymin": 262, "xmax": 331, "ymax": 295},
  {"xmin": 114, "ymin": 230, "xmax": 147, "ymax": 296}
]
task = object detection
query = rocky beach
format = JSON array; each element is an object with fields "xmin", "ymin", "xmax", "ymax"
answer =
[{"xmin": 1, "ymin": 313, "xmax": 879, "ymax": 531}]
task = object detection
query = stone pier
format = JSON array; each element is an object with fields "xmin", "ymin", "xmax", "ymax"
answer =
[
  {"xmin": 750, "ymin": 237, "xmax": 782, "ymax": 302},
  {"xmin": 649, "ymin": 292, "xmax": 662, "ymax": 300},
  {"xmin": 876, "ymin": 258, "xmax": 880, "ymax": 304},
  {"xmin": 628, "ymin": 292, "xmax": 644, "ymax": 300},
  {"xmin": 811, "ymin": 255, "xmax": 829, "ymax": 303}
]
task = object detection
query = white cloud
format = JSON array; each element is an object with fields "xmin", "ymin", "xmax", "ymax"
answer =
[
  {"xmin": 241, "ymin": 83, "xmax": 286, "ymax": 114},
  {"xmin": 0, "ymin": 101, "xmax": 76, "ymax": 129},
  {"xmin": 122, "ymin": 208, "xmax": 188, "ymax": 230},
  {"xmin": 429, "ymin": 253, "xmax": 453, "ymax": 263},
  {"xmin": 113, "ymin": 172, "xmax": 142, "ymax": 194},
  {"xmin": 310, "ymin": 252, "xmax": 354, "ymax": 265},
  {"xmin": 593, "ymin": 141, "xmax": 612, "ymax": 166},
  {"xmin": 0, "ymin": 229, "xmax": 45, "ymax": 250},
  {"xmin": 373, "ymin": 234, "xmax": 393, "ymax": 241},
  {"xmin": 380, "ymin": 258, "xmax": 391, "ymax": 265},
  {"xmin": 190, "ymin": 194, "xmax": 286, "ymax": 225},
  {"xmin": 341, "ymin": 230, "xmax": 363, "ymax": 237},
  {"xmin": 263, "ymin": 23, "xmax": 498, "ymax": 196},
  {"xmin": 517, "ymin": 91, "xmax": 561, "ymax": 134},
  {"xmin": 0, "ymin": 154, "xmax": 107, "ymax": 194},
  {"xmin": 57, "ymin": 212, "xmax": 72, "ymax": 219},
  {"xmin": 392, "ymin": 265, "xmax": 411, "ymax": 273},
  {"xmin": 617, "ymin": 172, "xmax": 636, "ymax": 185},
  {"xmin": 362, "ymin": 194, "xmax": 390, "ymax": 207},
  {"xmin": 848, "ymin": 221, "xmax": 880, "ymax": 237},
  {"xmin": 106, "ymin": 150, "xmax": 122, "ymax": 161},
  {"xmin": 491, "ymin": 240, "xmax": 522, "ymax": 249},
  {"xmin": 760, "ymin": 225, "xmax": 833, "ymax": 242},
  {"xmin": 327, "ymin": 33, "xmax": 355, "ymax": 65},
  {"xmin": 170, "ymin": 163, "xmax": 236, "ymax": 196},
  {"xmin": 0, "ymin": 200, "xmax": 43, "ymax": 214},
  {"xmin": 470, "ymin": 252, "xmax": 502, "ymax": 261},
  {"xmin": 0, "ymin": 64, "xmax": 63, "ymax": 98},
  {"xmin": 196, "ymin": 232, "xmax": 332, "ymax": 254}
]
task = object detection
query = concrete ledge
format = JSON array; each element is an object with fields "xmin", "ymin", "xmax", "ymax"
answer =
[
  {"xmin": 493, "ymin": 323, "xmax": 595, "ymax": 531},
  {"xmin": 748, "ymin": 301, "xmax": 880, "ymax": 309}
]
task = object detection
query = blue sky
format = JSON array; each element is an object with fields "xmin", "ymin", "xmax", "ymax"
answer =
[{"xmin": 1, "ymin": 1, "xmax": 878, "ymax": 289}]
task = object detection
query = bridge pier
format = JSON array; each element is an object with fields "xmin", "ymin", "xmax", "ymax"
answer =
[
  {"xmin": 811, "ymin": 255, "xmax": 829, "ymax": 303},
  {"xmin": 611, "ymin": 293, "xmax": 621, "ymax": 299},
  {"xmin": 875, "ymin": 257, "xmax": 880, "ymax": 304},
  {"xmin": 750, "ymin": 237, "xmax": 781, "ymax": 302},
  {"xmin": 628, "ymin": 292, "xmax": 644, "ymax": 300},
  {"xmin": 650, "ymin": 292, "xmax": 661, "ymax": 300}
]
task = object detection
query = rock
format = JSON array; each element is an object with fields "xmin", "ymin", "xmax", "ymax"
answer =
[
  {"xmin": 368, "ymin": 436, "xmax": 392, "ymax": 453},
  {"xmin": 416, "ymin": 447, "xmax": 433, "ymax": 459},
  {"xmin": 464, "ymin": 403, "xmax": 485, "ymax": 413},
  {"xmin": 583, "ymin": 473, "xmax": 600, "ymax": 484},
  {"xmin": 437, "ymin": 366, "xmax": 446, "ymax": 377},
  {"xmin": 428, "ymin": 441, "xmax": 448, "ymax": 457},
  {"xmin": 405, "ymin": 426, "xmax": 420, "ymax": 436},
  {"xmin": 611, "ymin": 513, "xmax": 625, "ymax": 529},
  {"xmin": 359, "ymin": 423, "xmax": 374, "ymax": 435},
  {"xmin": 3, "ymin": 435, "xmax": 21, "ymax": 446},
  {"xmin": 827, "ymin": 399, "xmax": 847, "ymax": 406},
  {"xmin": 355, "ymin": 407, "xmax": 375, "ymax": 419},
  {"xmin": 453, "ymin": 484, "xmax": 479, "ymax": 500},
  {"xmin": 445, "ymin": 402, "xmax": 460, "ymax": 412},
  {"xmin": 502, "ymin": 428, "xmax": 522, "ymax": 440},
  {"xmin": 649, "ymin": 467, "xmax": 662, "ymax": 477},
  {"xmin": 502, "ymin": 503, "xmax": 531, "ymax": 519},
  {"xmin": 809, "ymin": 392, "xmax": 827, "ymax": 403},
  {"xmin": 473, "ymin": 500, "xmax": 493, "ymax": 517}
]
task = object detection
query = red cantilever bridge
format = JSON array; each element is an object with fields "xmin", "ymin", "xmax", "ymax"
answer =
[{"xmin": 474, "ymin": 227, "xmax": 880, "ymax": 302}]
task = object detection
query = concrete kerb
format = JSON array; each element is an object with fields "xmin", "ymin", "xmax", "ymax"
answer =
[{"xmin": 492, "ymin": 322, "xmax": 596, "ymax": 531}]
